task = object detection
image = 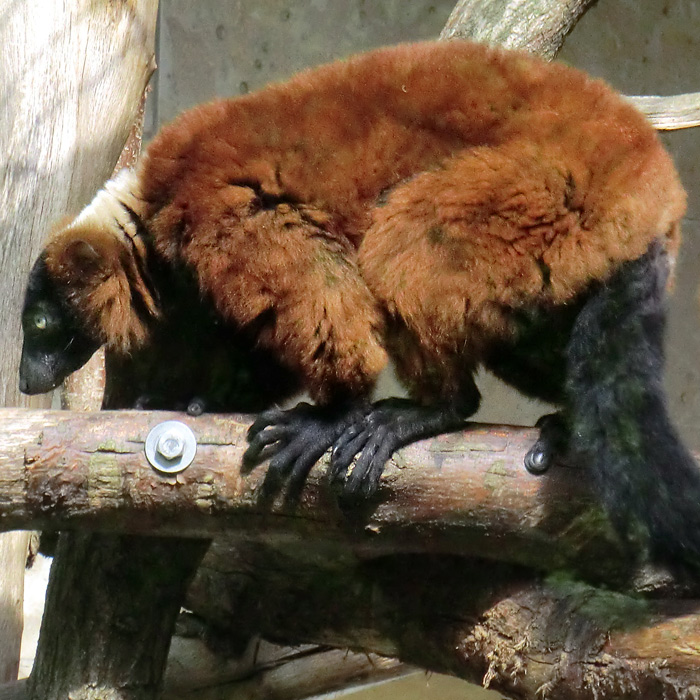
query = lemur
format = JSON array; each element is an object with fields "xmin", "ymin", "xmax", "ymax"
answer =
[{"xmin": 19, "ymin": 41, "xmax": 695, "ymax": 564}]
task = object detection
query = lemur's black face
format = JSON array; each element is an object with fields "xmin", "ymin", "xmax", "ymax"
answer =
[{"xmin": 19, "ymin": 256, "xmax": 100, "ymax": 395}]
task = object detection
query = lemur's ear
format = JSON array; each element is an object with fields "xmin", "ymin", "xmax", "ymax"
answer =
[
  {"xmin": 63, "ymin": 239, "xmax": 102, "ymax": 270},
  {"xmin": 48, "ymin": 226, "xmax": 124, "ymax": 281}
]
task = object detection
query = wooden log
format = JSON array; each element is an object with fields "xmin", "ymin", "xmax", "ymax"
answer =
[
  {"xmin": 28, "ymin": 533, "xmax": 208, "ymax": 700},
  {"xmin": 186, "ymin": 548, "xmax": 700, "ymax": 700},
  {"xmin": 0, "ymin": 645, "xmax": 410, "ymax": 700},
  {"xmin": 0, "ymin": 2, "xmax": 160, "ymax": 698},
  {"xmin": 0, "ymin": 536, "xmax": 26, "ymax": 682},
  {"xmin": 162, "ymin": 638, "xmax": 410, "ymax": 700},
  {"xmin": 0, "ymin": 680, "xmax": 25, "ymax": 700},
  {"xmin": 0, "ymin": 408, "xmax": 637, "ymax": 585},
  {"xmin": 440, "ymin": 0, "xmax": 597, "ymax": 58}
]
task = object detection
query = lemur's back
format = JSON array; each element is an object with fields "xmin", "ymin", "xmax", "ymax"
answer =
[{"xmin": 140, "ymin": 40, "xmax": 681, "ymax": 252}]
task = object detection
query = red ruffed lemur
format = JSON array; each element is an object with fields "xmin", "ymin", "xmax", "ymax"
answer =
[{"xmin": 19, "ymin": 41, "xmax": 697, "ymax": 565}]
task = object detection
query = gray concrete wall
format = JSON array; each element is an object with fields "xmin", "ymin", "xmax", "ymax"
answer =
[
  {"xmin": 147, "ymin": 0, "xmax": 456, "ymax": 133},
  {"xmin": 145, "ymin": 2, "xmax": 700, "ymax": 698}
]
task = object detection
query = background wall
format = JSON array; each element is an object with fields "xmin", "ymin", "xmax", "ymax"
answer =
[
  {"xmin": 144, "ymin": 1, "xmax": 700, "ymax": 697},
  {"xmin": 147, "ymin": 0, "xmax": 456, "ymax": 133}
]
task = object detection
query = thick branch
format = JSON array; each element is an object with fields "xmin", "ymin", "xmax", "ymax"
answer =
[
  {"xmin": 187, "ymin": 548, "xmax": 700, "ymax": 700},
  {"xmin": 1, "ymin": 644, "xmax": 410, "ymax": 700},
  {"xmin": 162, "ymin": 639, "xmax": 410, "ymax": 700},
  {"xmin": 440, "ymin": 0, "xmax": 597, "ymax": 59},
  {"xmin": 0, "ymin": 407, "xmax": 635, "ymax": 584}
]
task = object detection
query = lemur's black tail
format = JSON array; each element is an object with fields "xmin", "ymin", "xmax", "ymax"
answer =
[{"xmin": 566, "ymin": 240, "xmax": 700, "ymax": 566}]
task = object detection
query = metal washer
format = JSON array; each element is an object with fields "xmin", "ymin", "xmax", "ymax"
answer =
[{"xmin": 145, "ymin": 420, "xmax": 197, "ymax": 474}]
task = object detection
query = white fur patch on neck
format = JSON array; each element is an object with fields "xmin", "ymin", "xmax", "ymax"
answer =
[{"xmin": 71, "ymin": 168, "xmax": 145, "ymax": 240}]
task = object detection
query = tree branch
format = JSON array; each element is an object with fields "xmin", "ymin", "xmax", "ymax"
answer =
[
  {"xmin": 0, "ymin": 408, "xmax": 636, "ymax": 585},
  {"xmin": 1, "ymin": 644, "xmax": 411, "ymax": 700},
  {"xmin": 440, "ymin": 0, "xmax": 596, "ymax": 59},
  {"xmin": 162, "ymin": 638, "xmax": 410, "ymax": 700},
  {"xmin": 627, "ymin": 93, "xmax": 700, "ymax": 130},
  {"xmin": 186, "ymin": 546, "xmax": 700, "ymax": 700}
]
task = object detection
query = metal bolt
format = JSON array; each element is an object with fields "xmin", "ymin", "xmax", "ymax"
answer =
[
  {"xmin": 156, "ymin": 430, "xmax": 185, "ymax": 461},
  {"xmin": 145, "ymin": 421, "xmax": 197, "ymax": 474}
]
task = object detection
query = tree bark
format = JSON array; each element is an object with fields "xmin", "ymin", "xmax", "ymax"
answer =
[
  {"xmin": 440, "ymin": 0, "xmax": 596, "ymax": 59},
  {"xmin": 0, "ymin": 409, "xmax": 638, "ymax": 586},
  {"xmin": 0, "ymin": 0, "xmax": 156, "ymax": 410},
  {"xmin": 0, "ymin": 535, "xmax": 26, "ymax": 683},
  {"xmin": 0, "ymin": 2, "xmax": 159, "ymax": 698},
  {"xmin": 187, "ymin": 545, "xmax": 700, "ymax": 700},
  {"xmin": 29, "ymin": 534, "xmax": 208, "ymax": 700}
]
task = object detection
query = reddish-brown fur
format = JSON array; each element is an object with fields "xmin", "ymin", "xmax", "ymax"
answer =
[
  {"xmin": 50, "ymin": 41, "xmax": 685, "ymax": 407},
  {"xmin": 360, "ymin": 135, "xmax": 684, "ymax": 402}
]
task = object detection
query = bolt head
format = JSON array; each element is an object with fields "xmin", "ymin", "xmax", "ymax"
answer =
[
  {"xmin": 157, "ymin": 430, "xmax": 185, "ymax": 460},
  {"xmin": 145, "ymin": 421, "xmax": 197, "ymax": 474}
]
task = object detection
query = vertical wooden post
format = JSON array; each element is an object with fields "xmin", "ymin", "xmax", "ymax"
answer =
[
  {"xmin": 3, "ymin": 5, "xmax": 209, "ymax": 698},
  {"xmin": 0, "ymin": 537, "xmax": 27, "ymax": 682},
  {"xmin": 29, "ymin": 534, "xmax": 208, "ymax": 700},
  {"xmin": 0, "ymin": 0, "xmax": 158, "ymax": 694}
]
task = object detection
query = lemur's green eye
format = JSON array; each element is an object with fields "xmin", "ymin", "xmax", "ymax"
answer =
[{"xmin": 34, "ymin": 314, "xmax": 48, "ymax": 330}]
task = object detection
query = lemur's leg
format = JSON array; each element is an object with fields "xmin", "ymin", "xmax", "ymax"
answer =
[
  {"xmin": 565, "ymin": 242, "xmax": 700, "ymax": 565},
  {"xmin": 167, "ymin": 187, "xmax": 386, "ymax": 496}
]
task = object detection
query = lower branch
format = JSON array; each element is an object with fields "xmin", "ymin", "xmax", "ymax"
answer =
[
  {"xmin": 188, "ymin": 545, "xmax": 700, "ymax": 700},
  {"xmin": 2, "ymin": 644, "xmax": 410, "ymax": 700},
  {"xmin": 163, "ymin": 637, "xmax": 410, "ymax": 700}
]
